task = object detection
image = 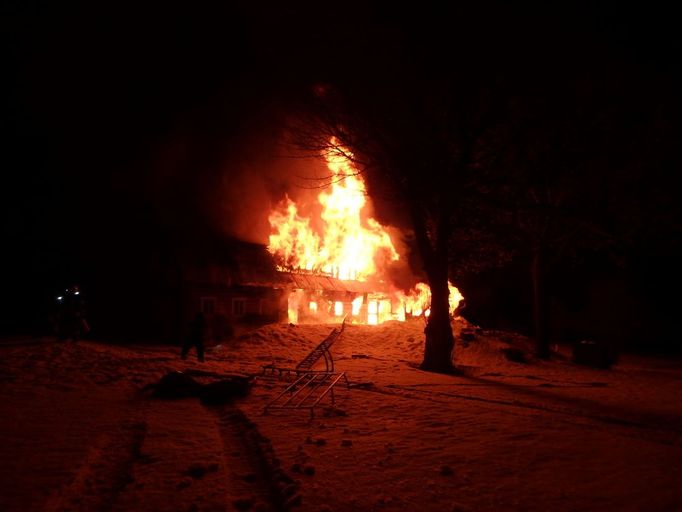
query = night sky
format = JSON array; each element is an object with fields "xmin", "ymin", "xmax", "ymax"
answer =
[{"xmin": 2, "ymin": 3, "xmax": 681, "ymax": 345}]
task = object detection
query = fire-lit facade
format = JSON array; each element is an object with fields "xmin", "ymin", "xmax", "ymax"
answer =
[
  {"xmin": 279, "ymin": 271, "xmax": 398, "ymax": 325},
  {"xmin": 267, "ymin": 140, "xmax": 462, "ymax": 325}
]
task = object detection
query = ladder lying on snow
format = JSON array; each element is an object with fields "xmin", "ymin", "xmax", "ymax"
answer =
[
  {"xmin": 264, "ymin": 370, "xmax": 350, "ymax": 418},
  {"xmin": 263, "ymin": 320, "xmax": 349, "ymax": 417},
  {"xmin": 262, "ymin": 321, "xmax": 344, "ymax": 377}
]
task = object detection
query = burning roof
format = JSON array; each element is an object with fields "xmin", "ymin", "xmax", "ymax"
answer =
[
  {"xmin": 266, "ymin": 139, "xmax": 463, "ymax": 325},
  {"xmin": 282, "ymin": 271, "xmax": 380, "ymax": 294}
]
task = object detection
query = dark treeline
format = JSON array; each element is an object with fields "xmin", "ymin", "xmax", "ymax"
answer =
[{"xmin": 2, "ymin": 3, "xmax": 680, "ymax": 356}]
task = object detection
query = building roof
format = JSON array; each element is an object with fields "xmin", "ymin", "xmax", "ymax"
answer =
[
  {"xmin": 281, "ymin": 272, "xmax": 385, "ymax": 294},
  {"xmin": 181, "ymin": 236, "xmax": 390, "ymax": 295}
]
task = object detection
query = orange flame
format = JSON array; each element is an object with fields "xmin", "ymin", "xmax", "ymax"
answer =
[
  {"xmin": 399, "ymin": 282, "xmax": 463, "ymax": 318},
  {"xmin": 268, "ymin": 139, "xmax": 464, "ymax": 325},
  {"xmin": 268, "ymin": 141, "xmax": 398, "ymax": 281}
]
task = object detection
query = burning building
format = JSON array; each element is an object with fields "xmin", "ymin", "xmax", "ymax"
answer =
[
  {"xmin": 267, "ymin": 140, "xmax": 462, "ymax": 325},
  {"xmin": 180, "ymin": 141, "xmax": 463, "ymax": 337}
]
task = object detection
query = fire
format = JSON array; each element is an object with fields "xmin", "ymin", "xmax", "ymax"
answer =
[
  {"xmin": 334, "ymin": 301, "xmax": 344, "ymax": 316},
  {"xmin": 351, "ymin": 296, "xmax": 363, "ymax": 315},
  {"xmin": 268, "ymin": 142, "xmax": 398, "ymax": 281},
  {"xmin": 399, "ymin": 282, "xmax": 463, "ymax": 318},
  {"xmin": 267, "ymin": 139, "xmax": 463, "ymax": 325}
]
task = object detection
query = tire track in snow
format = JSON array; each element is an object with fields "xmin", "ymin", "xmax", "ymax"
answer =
[
  {"xmin": 356, "ymin": 383, "xmax": 682, "ymax": 447},
  {"xmin": 213, "ymin": 405, "xmax": 301, "ymax": 511},
  {"xmin": 43, "ymin": 420, "xmax": 147, "ymax": 512}
]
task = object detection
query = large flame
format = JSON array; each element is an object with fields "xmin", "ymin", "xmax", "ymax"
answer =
[
  {"xmin": 267, "ymin": 139, "xmax": 463, "ymax": 324},
  {"xmin": 398, "ymin": 282, "xmax": 463, "ymax": 318},
  {"xmin": 268, "ymin": 143, "xmax": 398, "ymax": 281}
]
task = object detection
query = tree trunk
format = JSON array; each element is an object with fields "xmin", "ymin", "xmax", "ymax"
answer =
[
  {"xmin": 408, "ymin": 197, "xmax": 456, "ymax": 373},
  {"xmin": 532, "ymin": 247, "xmax": 551, "ymax": 359},
  {"xmin": 420, "ymin": 273, "xmax": 455, "ymax": 372}
]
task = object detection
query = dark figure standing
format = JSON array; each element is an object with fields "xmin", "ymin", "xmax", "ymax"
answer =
[
  {"xmin": 54, "ymin": 286, "xmax": 89, "ymax": 342},
  {"xmin": 181, "ymin": 312, "xmax": 206, "ymax": 362}
]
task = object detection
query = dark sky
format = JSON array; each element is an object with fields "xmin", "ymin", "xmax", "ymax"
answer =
[{"xmin": 2, "ymin": 2, "xmax": 681, "ymax": 333}]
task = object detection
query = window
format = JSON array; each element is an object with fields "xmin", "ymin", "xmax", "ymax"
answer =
[
  {"xmin": 200, "ymin": 297, "xmax": 216, "ymax": 316},
  {"xmin": 232, "ymin": 298, "xmax": 246, "ymax": 316},
  {"xmin": 367, "ymin": 300, "xmax": 378, "ymax": 325}
]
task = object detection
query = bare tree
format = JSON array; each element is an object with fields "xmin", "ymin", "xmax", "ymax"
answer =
[
  {"xmin": 494, "ymin": 81, "xmax": 633, "ymax": 358},
  {"xmin": 287, "ymin": 72, "xmax": 505, "ymax": 372}
]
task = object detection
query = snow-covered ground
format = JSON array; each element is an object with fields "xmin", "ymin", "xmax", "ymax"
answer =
[{"xmin": 1, "ymin": 320, "xmax": 681, "ymax": 511}]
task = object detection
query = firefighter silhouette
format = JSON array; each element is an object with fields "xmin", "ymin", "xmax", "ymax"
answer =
[{"xmin": 54, "ymin": 286, "xmax": 89, "ymax": 341}]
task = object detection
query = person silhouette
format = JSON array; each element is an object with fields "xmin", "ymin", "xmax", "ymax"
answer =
[{"xmin": 181, "ymin": 312, "xmax": 206, "ymax": 362}]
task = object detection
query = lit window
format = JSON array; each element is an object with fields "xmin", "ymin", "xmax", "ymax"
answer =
[
  {"xmin": 352, "ymin": 296, "xmax": 362, "ymax": 315},
  {"xmin": 368, "ymin": 300, "xmax": 378, "ymax": 325}
]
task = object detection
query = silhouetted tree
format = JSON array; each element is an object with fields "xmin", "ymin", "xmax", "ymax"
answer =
[
  {"xmin": 494, "ymin": 77, "xmax": 635, "ymax": 358},
  {"xmin": 288, "ymin": 61, "xmax": 507, "ymax": 372},
  {"xmin": 280, "ymin": 8, "xmax": 660, "ymax": 367}
]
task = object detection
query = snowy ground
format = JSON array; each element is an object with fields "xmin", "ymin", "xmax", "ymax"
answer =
[{"xmin": 1, "ymin": 320, "xmax": 681, "ymax": 511}]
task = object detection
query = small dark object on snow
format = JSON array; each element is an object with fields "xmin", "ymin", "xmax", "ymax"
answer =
[
  {"xmin": 349, "ymin": 381, "xmax": 375, "ymax": 390},
  {"xmin": 572, "ymin": 340, "xmax": 616, "ymax": 369},
  {"xmin": 440, "ymin": 465, "xmax": 454, "ymax": 476},
  {"xmin": 322, "ymin": 406, "xmax": 347, "ymax": 417},
  {"xmin": 176, "ymin": 478, "xmax": 191, "ymax": 490},
  {"xmin": 233, "ymin": 497, "xmax": 254, "ymax": 511},
  {"xmin": 460, "ymin": 329, "xmax": 476, "ymax": 342},
  {"xmin": 185, "ymin": 462, "xmax": 219, "ymax": 479},
  {"xmin": 501, "ymin": 347, "xmax": 526, "ymax": 363},
  {"xmin": 281, "ymin": 483, "xmax": 298, "ymax": 498},
  {"xmin": 144, "ymin": 371, "xmax": 202, "ymax": 399},
  {"xmin": 199, "ymin": 376, "xmax": 254, "ymax": 405},
  {"xmin": 285, "ymin": 494, "xmax": 302, "ymax": 508},
  {"xmin": 143, "ymin": 372, "xmax": 253, "ymax": 403}
]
